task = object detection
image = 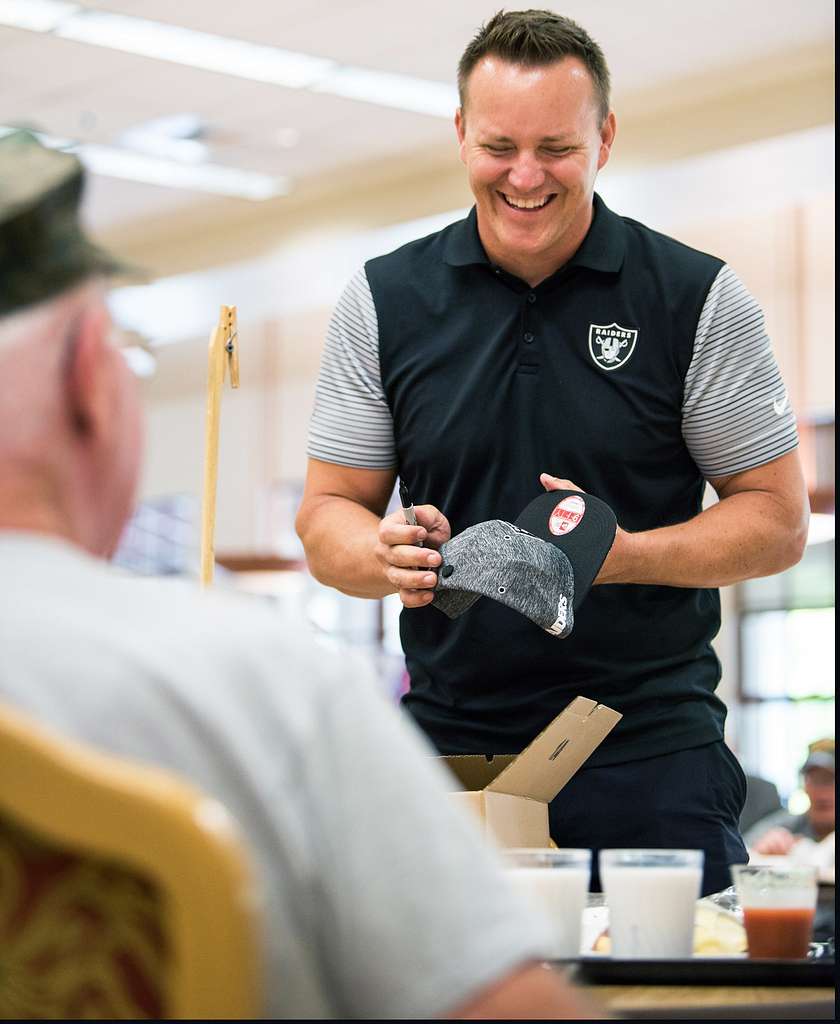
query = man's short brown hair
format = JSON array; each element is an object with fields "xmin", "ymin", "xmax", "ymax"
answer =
[{"xmin": 457, "ymin": 9, "xmax": 611, "ymax": 122}]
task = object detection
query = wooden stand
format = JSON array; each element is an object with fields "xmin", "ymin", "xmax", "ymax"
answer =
[{"xmin": 200, "ymin": 306, "xmax": 239, "ymax": 587}]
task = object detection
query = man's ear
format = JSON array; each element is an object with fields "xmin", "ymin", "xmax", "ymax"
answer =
[
  {"xmin": 64, "ymin": 301, "xmax": 112, "ymax": 440},
  {"xmin": 455, "ymin": 107, "xmax": 467, "ymax": 164},
  {"xmin": 597, "ymin": 111, "xmax": 617, "ymax": 172}
]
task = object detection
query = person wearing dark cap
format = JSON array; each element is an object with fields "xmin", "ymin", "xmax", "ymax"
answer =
[
  {"xmin": 744, "ymin": 740, "xmax": 835, "ymax": 854},
  {"xmin": 0, "ymin": 131, "xmax": 599, "ymax": 1019},
  {"xmin": 297, "ymin": 9, "xmax": 809, "ymax": 895}
]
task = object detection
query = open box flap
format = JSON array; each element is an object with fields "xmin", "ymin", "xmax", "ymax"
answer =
[{"xmin": 486, "ymin": 696, "xmax": 621, "ymax": 802}]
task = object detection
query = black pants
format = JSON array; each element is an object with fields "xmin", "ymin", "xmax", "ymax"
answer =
[{"xmin": 548, "ymin": 741, "xmax": 748, "ymax": 896}]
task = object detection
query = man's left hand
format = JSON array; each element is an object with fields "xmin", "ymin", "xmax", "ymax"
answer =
[{"xmin": 540, "ymin": 472, "xmax": 629, "ymax": 585}]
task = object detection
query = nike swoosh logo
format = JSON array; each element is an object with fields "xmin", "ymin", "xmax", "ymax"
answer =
[{"xmin": 773, "ymin": 393, "xmax": 789, "ymax": 416}]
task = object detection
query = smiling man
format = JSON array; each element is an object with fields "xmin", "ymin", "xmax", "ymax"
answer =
[
  {"xmin": 455, "ymin": 52, "xmax": 614, "ymax": 285},
  {"xmin": 297, "ymin": 10, "xmax": 809, "ymax": 894}
]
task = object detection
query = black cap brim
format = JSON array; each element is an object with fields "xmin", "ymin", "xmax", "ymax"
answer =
[{"xmin": 514, "ymin": 489, "xmax": 617, "ymax": 610}]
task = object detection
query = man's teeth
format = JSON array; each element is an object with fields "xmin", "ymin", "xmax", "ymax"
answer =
[{"xmin": 503, "ymin": 194, "xmax": 551, "ymax": 209}]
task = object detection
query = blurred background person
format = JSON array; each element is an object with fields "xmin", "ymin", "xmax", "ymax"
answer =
[{"xmin": 744, "ymin": 739, "xmax": 835, "ymax": 855}]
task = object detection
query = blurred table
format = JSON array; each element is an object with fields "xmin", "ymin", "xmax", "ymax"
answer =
[{"xmin": 584, "ymin": 983, "xmax": 835, "ymax": 1018}]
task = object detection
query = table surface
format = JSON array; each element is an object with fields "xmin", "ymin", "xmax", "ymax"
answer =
[{"xmin": 587, "ymin": 982, "xmax": 835, "ymax": 1012}]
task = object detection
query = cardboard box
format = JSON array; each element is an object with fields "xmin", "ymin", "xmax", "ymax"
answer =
[{"xmin": 439, "ymin": 696, "xmax": 621, "ymax": 847}]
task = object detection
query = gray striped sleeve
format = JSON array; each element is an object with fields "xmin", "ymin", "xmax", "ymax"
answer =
[
  {"xmin": 682, "ymin": 265, "xmax": 798, "ymax": 479},
  {"xmin": 307, "ymin": 268, "xmax": 396, "ymax": 469}
]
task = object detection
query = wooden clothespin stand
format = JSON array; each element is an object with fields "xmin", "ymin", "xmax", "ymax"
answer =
[{"xmin": 200, "ymin": 305, "xmax": 240, "ymax": 587}]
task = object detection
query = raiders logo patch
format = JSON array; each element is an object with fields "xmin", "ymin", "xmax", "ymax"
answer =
[{"xmin": 588, "ymin": 322, "xmax": 638, "ymax": 371}]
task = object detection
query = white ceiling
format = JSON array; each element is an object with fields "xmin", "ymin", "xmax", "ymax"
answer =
[{"xmin": 1, "ymin": 0, "xmax": 835, "ymax": 230}]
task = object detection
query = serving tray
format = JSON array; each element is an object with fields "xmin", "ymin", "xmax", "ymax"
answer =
[{"xmin": 560, "ymin": 955, "xmax": 835, "ymax": 987}]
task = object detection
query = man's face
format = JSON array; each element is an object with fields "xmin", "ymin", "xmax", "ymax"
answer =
[
  {"xmin": 456, "ymin": 56, "xmax": 615, "ymax": 280},
  {"xmin": 804, "ymin": 767, "xmax": 835, "ymax": 833}
]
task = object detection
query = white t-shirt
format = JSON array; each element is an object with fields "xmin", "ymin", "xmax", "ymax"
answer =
[{"xmin": 0, "ymin": 533, "xmax": 552, "ymax": 1019}]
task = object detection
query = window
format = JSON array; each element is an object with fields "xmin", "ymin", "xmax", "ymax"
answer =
[
  {"xmin": 736, "ymin": 536, "xmax": 835, "ymax": 799},
  {"xmin": 114, "ymin": 494, "xmax": 198, "ymax": 575}
]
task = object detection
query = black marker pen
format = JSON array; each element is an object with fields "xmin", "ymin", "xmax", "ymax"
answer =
[{"xmin": 399, "ymin": 480, "xmax": 423, "ymax": 547}]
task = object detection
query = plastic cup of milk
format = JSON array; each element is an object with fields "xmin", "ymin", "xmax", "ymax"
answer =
[
  {"xmin": 599, "ymin": 849, "xmax": 704, "ymax": 958},
  {"xmin": 731, "ymin": 863, "xmax": 817, "ymax": 959},
  {"xmin": 502, "ymin": 848, "xmax": 591, "ymax": 958}
]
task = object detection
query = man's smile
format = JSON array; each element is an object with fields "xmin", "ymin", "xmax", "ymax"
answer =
[{"xmin": 499, "ymin": 192, "xmax": 558, "ymax": 211}]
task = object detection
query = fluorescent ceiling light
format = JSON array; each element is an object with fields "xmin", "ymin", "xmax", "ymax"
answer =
[
  {"xmin": 55, "ymin": 10, "xmax": 335, "ymax": 89},
  {"xmin": 120, "ymin": 113, "xmax": 209, "ymax": 165},
  {"xmin": 121, "ymin": 345, "xmax": 157, "ymax": 378},
  {"xmin": 0, "ymin": 0, "xmax": 78, "ymax": 32},
  {"xmin": 313, "ymin": 67, "xmax": 457, "ymax": 118},
  {"xmin": 1, "ymin": 6, "xmax": 457, "ymax": 119},
  {"xmin": 119, "ymin": 131, "xmax": 207, "ymax": 165},
  {"xmin": 80, "ymin": 143, "xmax": 288, "ymax": 199},
  {"xmin": 0, "ymin": 124, "xmax": 288, "ymax": 199}
]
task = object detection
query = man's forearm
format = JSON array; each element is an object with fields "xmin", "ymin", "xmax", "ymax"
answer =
[
  {"xmin": 297, "ymin": 495, "xmax": 395, "ymax": 598},
  {"xmin": 600, "ymin": 488, "xmax": 808, "ymax": 588}
]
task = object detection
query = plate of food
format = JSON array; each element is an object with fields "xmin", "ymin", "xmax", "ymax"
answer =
[{"xmin": 581, "ymin": 894, "xmax": 748, "ymax": 958}]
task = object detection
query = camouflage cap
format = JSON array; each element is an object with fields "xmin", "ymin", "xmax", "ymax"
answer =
[{"xmin": 0, "ymin": 129, "xmax": 129, "ymax": 317}]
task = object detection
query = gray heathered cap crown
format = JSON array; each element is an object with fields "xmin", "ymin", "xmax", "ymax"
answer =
[{"xmin": 432, "ymin": 520, "xmax": 575, "ymax": 638}]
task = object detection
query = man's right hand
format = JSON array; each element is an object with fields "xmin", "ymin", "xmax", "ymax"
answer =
[{"xmin": 376, "ymin": 504, "xmax": 451, "ymax": 607}]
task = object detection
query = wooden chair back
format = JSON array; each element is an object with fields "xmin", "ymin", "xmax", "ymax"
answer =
[{"xmin": 0, "ymin": 702, "xmax": 261, "ymax": 1019}]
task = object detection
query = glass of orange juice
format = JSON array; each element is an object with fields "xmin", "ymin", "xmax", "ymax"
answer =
[{"xmin": 731, "ymin": 864, "xmax": 818, "ymax": 959}]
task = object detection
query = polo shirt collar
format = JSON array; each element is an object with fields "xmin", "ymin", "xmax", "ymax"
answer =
[
  {"xmin": 443, "ymin": 206, "xmax": 488, "ymax": 267},
  {"xmin": 442, "ymin": 192, "xmax": 625, "ymax": 275},
  {"xmin": 567, "ymin": 193, "xmax": 625, "ymax": 274}
]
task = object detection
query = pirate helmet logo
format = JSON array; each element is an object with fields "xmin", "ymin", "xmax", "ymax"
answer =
[{"xmin": 588, "ymin": 322, "xmax": 638, "ymax": 371}]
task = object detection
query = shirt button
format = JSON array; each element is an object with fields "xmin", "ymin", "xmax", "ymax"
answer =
[
  {"xmin": 441, "ymin": 565, "xmax": 454, "ymax": 578},
  {"xmin": 493, "ymin": 267, "xmax": 502, "ymax": 275},
  {"xmin": 523, "ymin": 332, "xmax": 535, "ymax": 344},
  {"xmin": 528, "ymin": 292, "xmax": 536, "ymax": 303}
]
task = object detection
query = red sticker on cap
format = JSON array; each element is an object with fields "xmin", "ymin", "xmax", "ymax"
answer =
[{"xmin": 549, "ymin": 495, "xmax": 585, "ymax": 535}]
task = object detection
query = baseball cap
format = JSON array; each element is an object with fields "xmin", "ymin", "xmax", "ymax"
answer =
[
  {"xmin": 432, "ymin": 519, "xmax": 577, "ymax": 637},
  {"xmin": 514, "ymin": 489, "xmax": 617, "ymax": 611},
  {"xmin": 802, "ymin": 739, "xmax": 835, "ymax": 775},
  {"xmin": 0, "ymin": 129, "xmax": 132, "ymax": 317}
]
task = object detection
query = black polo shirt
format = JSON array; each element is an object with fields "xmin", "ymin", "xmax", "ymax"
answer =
[{"xmin": 362, "ymin": 194, "xmax": 730, "ymax": 765}]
